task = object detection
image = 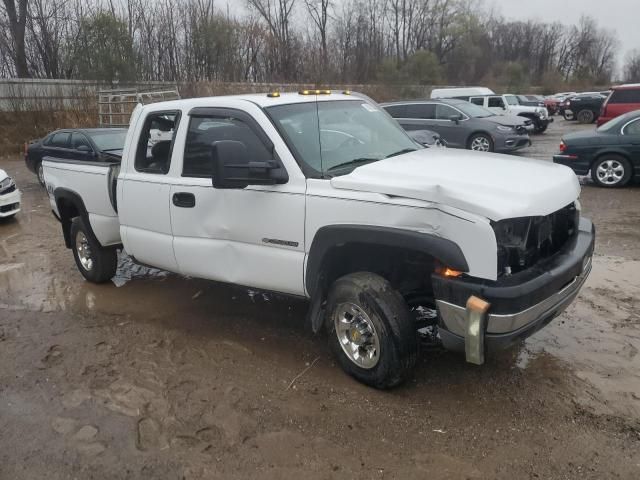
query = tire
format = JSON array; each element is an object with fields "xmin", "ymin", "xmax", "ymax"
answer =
[
  {"xmin": 70, "ymin": 217, "xmax": 117, "ymax": 283},
  {"xmin": 577, "ymin": 109, "xmax": 595, "ymax": 124},
  {"xmin": 534, "ymin": 122, "xmax": 548, "ymax": 134},
  {"xmin": 591, "ymin": 155, "xmax": 632, "ymax": 188},
  {"xmin": 37, "ymin": 161, "xmax": 46, "ymax": 187},
  {"xmin": 325, "ymin": 272, "xmax": 418, "ymax": 389},
  {"xmin": 563, "ymin": 110, "xmax": 574, "ymax": 121},
  {"xmin": 467, "ymin": 133, "xmax": 494, "ymax": 152}
]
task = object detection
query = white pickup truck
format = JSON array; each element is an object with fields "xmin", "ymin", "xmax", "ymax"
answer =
[{"xmin": 43, "ymin": 91, "xmax": 594, "ymax": 388}]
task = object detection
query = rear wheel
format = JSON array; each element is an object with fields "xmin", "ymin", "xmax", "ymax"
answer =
[
  {"xmin": 70, "ymin": 217, "xmax": 117, "ymax": 283},
  {"xmin": 37, "ymin": 161, "xmax": 45, "ymax": 187},
  {"xmin": 591, "ymin": 155, "xmax": 632, "ymax": 188},
  {"xmin": 468, "ymin": 133, "xmax": 494, "ymax": 152},
  {"xmin": 325, "ymin": 272, "xmax": 417, "ymax": 389},
  {"xmin": 577, "ymin": 109, "xmax": 595, "ymax": 124}
]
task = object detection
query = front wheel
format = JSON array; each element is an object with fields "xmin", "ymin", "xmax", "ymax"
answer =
[
  {"xmin": 591, "ymin": 155, "xmax": 632, "ymax": 188},
  {"xmin": 325, "ymin": 272, "xmax": 418, "ymax": 389},
  {"xmin": 534, "ymin": 122, "xmax": 548, "ymax": 134},
  {"xmin": 70, "ymin": 217, "xmax": 117, "ymax": 283},
  {"xmin": 468, "ymin": 133, "xmax": 494, "ymax": 152},
  {"xmin": 563, "ymin": 110, "xmax": 574, "ymax": 121}
]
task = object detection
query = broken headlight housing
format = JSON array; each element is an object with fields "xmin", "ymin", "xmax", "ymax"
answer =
[{"xmin": 493, "ymin": 203, "xmax": 579, "ymax": 276}]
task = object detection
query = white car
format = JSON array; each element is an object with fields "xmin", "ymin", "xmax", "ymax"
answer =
[
  {"xmin": 42, "ymin": 91, "xmax": 594, "ymax": 388},
  {"xmin": 0, "ymin": 169, "xmax": 21, "ymax": 219}
]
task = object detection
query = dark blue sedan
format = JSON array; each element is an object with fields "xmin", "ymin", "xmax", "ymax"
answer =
[
  {"xmin": 25, "ymin": 128, "xmax": 127, "ymax": 186},
  {"xmin": 554, "ymin": 110, "xmax": 640, "ymax": 187}
]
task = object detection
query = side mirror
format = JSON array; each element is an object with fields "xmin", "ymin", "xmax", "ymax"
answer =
[
  {"xmin": 211, "ymin": 140, "xmax": 288, "ymax": 189},
  {"xmin": 448, "ymin": 114, "xmax": 462, "ymax": 124},
  {"xmin": 77, "ymin": 145, "xmax": 92, "ymax": 154}
]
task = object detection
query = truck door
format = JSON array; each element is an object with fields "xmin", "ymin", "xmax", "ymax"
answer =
[
  {"xmin": 117, "ymin": 110, "xmax": 181, "ymax": 272},
  {"xmin": 168, "ymin": 106, "xmax": 306, "ymax": 296}
]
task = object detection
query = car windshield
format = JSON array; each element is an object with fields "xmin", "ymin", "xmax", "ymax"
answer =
[
  {"xmin": 453, "ymin": 101, "xmax": 495, "ymax": 118},
  {"xmin": 266, "ymin": 100, "xmax": 419, "ymax": 177},
  {"xmin": 88, "ymin": 131, "xmax": 127, "ymax": 151},
  {"xmin": 597, "ymin": 112, "xmax": 640, "ymax": 132},
  {"xmin": 505, "ymin": 95, "xmax": 519, "ymax": 105}
]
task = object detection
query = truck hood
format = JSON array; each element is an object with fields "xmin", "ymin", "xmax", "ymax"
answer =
[{"xmin": 330, "ymin": 149, "xmax": 580, "ymax": 221}]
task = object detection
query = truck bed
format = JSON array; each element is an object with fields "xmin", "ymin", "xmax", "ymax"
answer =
[{"xmin": 43, "ymin": 157, "xmax": 121, "ymax": 247}]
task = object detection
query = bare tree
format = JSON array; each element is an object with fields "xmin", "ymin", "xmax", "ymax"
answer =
[
  {"xmin": 2, "ymin": 0, "xmax": 29, "ymax": 76},
  {"xmin": 623, "ymin": 49, "xmax": 640, "ymax": 83}
]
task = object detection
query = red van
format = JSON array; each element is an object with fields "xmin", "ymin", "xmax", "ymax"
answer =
[{"xmin": 597, "ymin": 84, "xmax": 640, "ymax": 126}]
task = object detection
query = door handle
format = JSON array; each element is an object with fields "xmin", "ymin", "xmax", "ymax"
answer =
[{"xmin": 172, "ymin": 192, "xmax": 196, "ymax": 208}]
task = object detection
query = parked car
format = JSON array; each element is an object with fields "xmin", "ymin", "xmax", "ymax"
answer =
[
  {"xmin": 554, "ymin": 109, "xmax": 640, "ymax": 187},
  {"xmin": 406, "ymin": 129, "xmax": 445, "ymax": 147},
  {"xmin": 0, "ymin": 168, "xmax": 21, "ymax": 219},
  {"xmin": 561, "ymin": 93, "xmax": 606, "ymax": 123},
  {"xmin": 25, "ymin": 128, "xmax": 127, "ymax": 186},
  {"xmin": 516, "ymin": 95, "xmax": 545, "ymax": 108},
  {"xmin": 381, "ymin": 98, "xmax": 531, "ymax": 153},
  {"xmin": 430, "ymin": 86, "xmax": 495, "ymax": 99},
  {"xmin": 466, "ymin": 94, "xmax": 551, "ymax": 133},
  {"xmin": 42, "ymin": 91, "xmax": 594, "ymax": 388},
  {"xmin": 597, "ymin": 84, "xmax": 640, "ymax": 126}
]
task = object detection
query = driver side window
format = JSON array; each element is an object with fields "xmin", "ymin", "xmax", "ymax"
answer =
[{"xmin": 488, "ymin": 97, "xmax": 505, "ymax": 108}]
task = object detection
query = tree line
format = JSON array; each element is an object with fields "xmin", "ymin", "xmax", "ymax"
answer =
[{"xmin": 0, "ymin": 0, "xmax": 636, "ymax": 89}]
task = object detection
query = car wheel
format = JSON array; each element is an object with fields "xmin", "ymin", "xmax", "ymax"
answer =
[
  {"xmin": 534, "ymin": 122, "xmax": 548, "ymax": 134},
  {"xmin": 591, "ymin": 155, "xmax": 632, "ymax": 188},
  {"xmin": 563, "ymin": 110, "xmax": 574, "ymax": 121},
  {"xmin": 468, "ymin": 133, "xmax": 494, "ymax": 152},
  {"xmin": 37, "ymin": 161, "xmax": 46, "ymax": 187},
  {"xmin": 70, "ymin": 217, "xmax": 118, "ymax": 283},
  {"xmin": 577, "ymin": 109, "xmax": 595, "ymax": 124},
  {"xmin": 325, "ymin": 272, "xmax": 418, "ymax": 389}
]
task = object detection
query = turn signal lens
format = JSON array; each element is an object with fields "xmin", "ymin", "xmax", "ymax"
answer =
[{"xmin": 443, "ymin": 268, "xmax": 463, "ymax": 278}]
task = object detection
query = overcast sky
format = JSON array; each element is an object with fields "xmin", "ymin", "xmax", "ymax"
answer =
[{"xmin": 490, "ymin": 0, "xmax": 638, "ymax": 66}]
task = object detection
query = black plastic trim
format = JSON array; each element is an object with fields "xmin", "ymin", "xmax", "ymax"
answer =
[
  {"xmin": 53, "ymin": 188, "xmax": 99, "ymax": 249},
  {"xmin": 433, "ymin": 218, "xmax": 595, "ymax": 315},
  {"xmin": 305, "ymin": 224, "xmax": 469, "ymax": 296}
]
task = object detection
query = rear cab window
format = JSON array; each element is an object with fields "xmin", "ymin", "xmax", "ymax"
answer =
[{"xmin": 134, "ymin": 112, "xmax": 180, "ymax": 174}]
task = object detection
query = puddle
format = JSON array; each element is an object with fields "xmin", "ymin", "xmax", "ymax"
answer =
[{"xmin": 517, "ymin": 255, "xmax": 640, "ymax": 419}]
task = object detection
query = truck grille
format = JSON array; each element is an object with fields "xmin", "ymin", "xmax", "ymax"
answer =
[{"xmin": 493, "ymin": 203, "xmax": 579, "ymax": 276}]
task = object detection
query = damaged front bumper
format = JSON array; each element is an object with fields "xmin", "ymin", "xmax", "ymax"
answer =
[{"xmin": 433, "ymin": 217, "xmax": 595, "ymax": 364}]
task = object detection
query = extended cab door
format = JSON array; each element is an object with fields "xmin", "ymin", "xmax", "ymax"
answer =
[
  {"xmin": 167, "ymin": 103, "xmax": 306, "ymax": 296},
  {"xmin": 117, "ymin": 110, "xmax": 181, "ymax": 271}
]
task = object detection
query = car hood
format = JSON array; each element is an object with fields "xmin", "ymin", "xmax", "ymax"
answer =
[
  {"xmin": 482, "ymin": 115, "xmax": 529, "ymax": 127},
  {"xmin": 330, "ymin": 149, "xmax": 580, "ymax": 221}
]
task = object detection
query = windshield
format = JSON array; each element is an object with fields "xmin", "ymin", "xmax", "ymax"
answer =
[
  {"xmin": 505, "ymin": 95, "xmax": 519, "ymax": 106},
  {"xmin": 453, "ymin": 101, "xmax": 495, "ymax": 118},
  {"xmin": 89, "ymin": 130, "xmax": 127, "ymax": 151},
  {"xmin": 266, "ymin": 100, "xmax": 419, "ymax": 176},
  {"xmin": 597, "ymin": 112, "xmax": 639, "ymax": 133}
]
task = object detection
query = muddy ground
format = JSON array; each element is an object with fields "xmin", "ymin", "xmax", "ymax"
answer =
[{"xmin": 0, "ymin": 118, "xmax": 639, "ymax": 479}]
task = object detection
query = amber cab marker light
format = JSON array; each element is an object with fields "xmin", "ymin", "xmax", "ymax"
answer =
[
  {"xmin": 267, "ymin": 92, "xmax": 280, "ymax": 98},
  {"xmin": 443, "ymin": 268, "xmax": 463, "ymax": 278}
]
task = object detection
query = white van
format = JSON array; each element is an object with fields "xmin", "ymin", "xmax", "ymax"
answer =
[{"xmin": 430, "ymin": 87, "xmax": 495, "ymax": 99}]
